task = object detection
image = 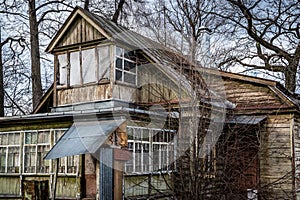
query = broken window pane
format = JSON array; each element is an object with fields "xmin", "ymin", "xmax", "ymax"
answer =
[
  {"xmin": 98, "ymin": 46, "xmax": 110, "ymax": 80},
  {"xmin": 70, "ymin": 51, "xmax": 81, "ymax": 86},
  {"xmin": 58, "ymin": 54, "xmax": 68, "ymax": 85},
  {"xmin": 82, "ymin": 48, "xmax": 97, "ymax": 84}
]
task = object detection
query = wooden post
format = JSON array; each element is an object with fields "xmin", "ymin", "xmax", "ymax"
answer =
[{"xmin": 51, "ymin": 158, "xmax": 59, "ymax": 200}]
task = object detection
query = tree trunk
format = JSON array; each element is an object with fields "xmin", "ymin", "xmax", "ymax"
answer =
[
  {"xmin": 28, "ymin": 0, "xmax": 42, "ymax": 110},
  {"xmin": 112, "ymin": 0, "xmax": 126, "ymax": 23},
  {"xmin": 84, "ymin": 0, "xmax": 90, "ymax": 10},
  {"xmin": 0, "ymin": 28, "xmax": 4, "ymax": 117},
  {"xmin": 284, "ymin": 64, "xmax": 298, "ymax": 93}
]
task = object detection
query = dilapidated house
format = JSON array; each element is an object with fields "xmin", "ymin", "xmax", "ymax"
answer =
[{"xmin": 1, "ymin": 6, "xmax": 300, "ymax": 200}]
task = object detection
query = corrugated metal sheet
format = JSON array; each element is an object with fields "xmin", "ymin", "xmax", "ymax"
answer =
[{"xmin": 44, "ymin": 119, "xmax": 125, "ymax": 159}]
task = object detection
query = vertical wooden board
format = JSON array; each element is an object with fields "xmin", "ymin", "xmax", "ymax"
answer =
[
  {"xmin": 81, "ymin": 18, "xmax": 86, "ymax": 43},
  {"xmin": 86, "ymin": 21, "xmax": 94, "ymax": 41},
  {"xmin": 0, "ymin": 177, "xmax": 20, "ymax": 195},
  {"xmin": 259, "ymin": 114, "xmax": 293, "ymax": 195},
  {"xmin": 55, "ymin": 177, "xmax": 78, "ymax": 198}
]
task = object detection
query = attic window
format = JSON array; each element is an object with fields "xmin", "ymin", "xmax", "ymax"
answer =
[
  {"xmin": 57, "ymin": 45, "xmax": 111, "ymax": 87},
  {"xmin": 115, "ymin": 47, "xmax": 137, "ymax": 85}
]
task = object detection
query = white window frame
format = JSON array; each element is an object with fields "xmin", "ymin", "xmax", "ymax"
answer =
[
  {"xmin": 57, "ymin": 45, "xmax": 111, "ymax": 87},
  {"xmin": 0, "ymin": 129, "xmax": 79, "ymax": 175},
  {"xmin": 0, "ymin": 132, "xmax": 20, "ymax": 174},
  {"xmin": 125, "ymin": 126, "xmax": 176, "ymax": 174},
  {"xmin": 114, "ymin": 46, "xmax": 137, "ymax": 85}
]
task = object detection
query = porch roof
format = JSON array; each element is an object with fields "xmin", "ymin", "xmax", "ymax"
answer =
[{"xmin": 44, "ymin": 118, "xmax": 125, "ymax": 160}]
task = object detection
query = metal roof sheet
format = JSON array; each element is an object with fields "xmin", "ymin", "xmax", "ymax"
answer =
[{"xmin": 44, "ymin": 118, "xmax": 125, "ymax": 160}]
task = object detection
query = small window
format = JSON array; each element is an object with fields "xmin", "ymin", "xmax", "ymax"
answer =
[{"xmin": 115, "ymin": 47, "xmax": 137, "ymax": 85}]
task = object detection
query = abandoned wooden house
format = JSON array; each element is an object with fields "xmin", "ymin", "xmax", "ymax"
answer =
[{"xmin": 0, "ymin": 6, "xmax": 300, "ymax": 200}]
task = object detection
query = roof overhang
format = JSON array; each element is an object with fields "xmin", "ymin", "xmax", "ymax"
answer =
[{"xmin": 44, "ymin": 118, "xmax": 125, "ymax": 160}]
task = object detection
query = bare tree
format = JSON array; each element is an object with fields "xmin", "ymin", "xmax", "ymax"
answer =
[{"xmin": 213, "ymin": 0, "xmax": 300, "ymax": 93}]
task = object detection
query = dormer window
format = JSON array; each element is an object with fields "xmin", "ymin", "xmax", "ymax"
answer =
[
  {"xmin": 115, "ymin": 46, "xmax": 137, "ymax": 85},
  {"xmin": 57, "ymin": 45, "xmax": 110, "ymax": 87}
]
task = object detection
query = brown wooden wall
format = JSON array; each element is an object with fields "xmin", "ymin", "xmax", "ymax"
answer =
[
  {"xmin": 293, "ymin": 115, "xmax": 300, "ymax": 199},
  {"xmin": 259, "ymin": 114, "xmax": 294, "ymax": 199},
  {"xmin": 57, "ymin": 83, "xmax": 111, "ymax": 105},
  {"xmin": 57, "ymin": 16, "xmax": 104, "ymax": 48},
  {"xmin": 223, "ymin": 79, "xmax": 287, "ymax": 112}
]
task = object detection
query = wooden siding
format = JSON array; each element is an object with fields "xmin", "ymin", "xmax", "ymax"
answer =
[
  {"xmin": 57, "ymin": 83, "xmax": 111, "ymax": 105},
  {"xmin": 293, "ymin": 115, "xmax": 300, "ymax": 198},
  {"xmin": 259, "ymin": 114, "xmax": 294, "ymax": 199},
  {"xmin": 57, "ymin": 16, "xmax": 104, "ymax": 48},
  {"xmin": 136, "ymin": 64, "xmax": 185, "ymax": 104},
  {"xmin": 223, "ymin": 79, "xmax": 287, "ymax": 111},
  {"xmin": 0, "ymin": 176, "xmax": 20, "ymax": 197}
]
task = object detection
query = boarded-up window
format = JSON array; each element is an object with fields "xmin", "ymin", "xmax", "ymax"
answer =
[
  {"xmin": 98, "ymin": 45, "xmax": 110, "ymax": 80},
  {"xmin": 58, "ymin": 54, "xmax": 68, "ymax": 85},
  {"xmin": 70, "ymin": 51, "xmax": 81, "ymax": 86},
  {"xmin": 82, "ymin": 48, "xmax": 97, "ymax": 84}
]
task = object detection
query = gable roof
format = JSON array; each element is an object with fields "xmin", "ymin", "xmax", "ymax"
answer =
[{"xmin": 45, "ymin": 7, "xmax": 299, "ymax": 113}]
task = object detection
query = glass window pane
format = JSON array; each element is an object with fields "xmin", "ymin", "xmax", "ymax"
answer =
[
  {"xmin": 116, "ymin": 58, "xmax": 122, "ymax": 69},
  {"xmin": 25, "ymin": 132, "xmax": 37, "ymax": 144},
  {"xmin": 116, "ymin": 70, "xmax": 122, "ymax": 82},
  {"xmin": 70, "ymin": 51, "xmax": 81, "ymax": 86},
  {"xmin": 0, "ymin": 134, "xmax": 7, "ymax": 145},
  {"xmin": 82, "ymin": 48, "xmax": 96, "ymax": 84},
  {"xmin": 58, "ymin": 54, "xmax": 68, "ymax": 85},
  {"xmin": 37, "ymin": 145, "xmax": 50, "ymax": 173},
  {"xmin": 55, "ymin": 129, "xmax": 65, "ymax": 142},
  {"xmin": 24, "ymin": 146, "xmax": 36, "ymax": 173},
  {"xmin": 124, "ymin": 60, "xmax": 136, "ymax": 72},
  {"xmin": 124, "ymin": 72, "xmax": 136, "ymax": 85},
  {"xmin": 0, "ymin": 147, "xmax": 6, "ymax": 173},
  {"xmin": 98, "ymin": 46, "xmax": 110, "ymax": 80},
  {"xmin": 7, "ymin": 147, "xmax": 20, "ymax": 173},
  {"xmin": 67, "ymin": 156, "xmax": 78, "ymax": 174},
  {"xmin": 38, "ymin": 131, "xmax": 49, "ymax": 144},
  {"xmin": 116, "ymin": 46, "xmax": 123, "ymax": 57},
  {"xmin": 124, "ymin": 50, "xmax": 136, "ymax": 61},
  {"xmin": 58, "ymin": 157, "xmax": 66, "ymax": 173}
]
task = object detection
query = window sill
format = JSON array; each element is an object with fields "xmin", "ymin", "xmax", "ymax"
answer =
[{"xmin": 57, "ymin": 81, "xmax": 110, "ymax": 90}]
